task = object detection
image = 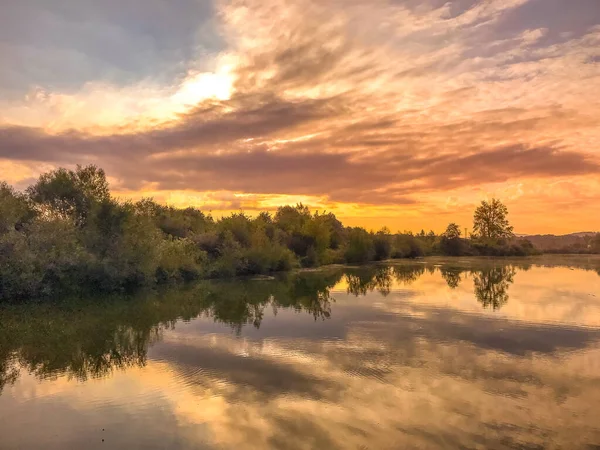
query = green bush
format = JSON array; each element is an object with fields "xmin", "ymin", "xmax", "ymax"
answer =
[
  {"xmin": 345, "ymin": 228, "xmax": 375, "ymax": 263},
  {"xmin": 373, "ymin": 231, "xmax": 392, "ymax": 261},
  {"xmin": 157, "ymin": 238, "xmax": 206, "ymax": 282},
  {"xmin": 392, "ymin": 234, "xmax": 424, "ymax": 258}
]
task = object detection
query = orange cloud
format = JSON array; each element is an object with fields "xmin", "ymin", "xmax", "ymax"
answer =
[{"xmin": 1, "ymin": 0, "xmax": 599, "ymax": 233}]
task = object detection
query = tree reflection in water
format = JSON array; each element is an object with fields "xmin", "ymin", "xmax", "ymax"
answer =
[
  {"xmin": 440, "ymin": 267, "xmax": 462, "ymax": 289},
  {"xmin": 1, "ymin": 260, "xmax": 597, "ymax": 394},
  {"xmin": 472, "ymin": 266, "xmax": 517, "ymax": 310}
]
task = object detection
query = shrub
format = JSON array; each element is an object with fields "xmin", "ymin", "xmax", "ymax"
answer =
[{"xmin": 345, "ymin": 228, "xmax": 375, "ymax": 263}]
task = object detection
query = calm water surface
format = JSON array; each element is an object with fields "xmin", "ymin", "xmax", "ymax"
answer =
[{"xmin": 1, "ymin": 256, "xmax": 600, "ymax": 449}]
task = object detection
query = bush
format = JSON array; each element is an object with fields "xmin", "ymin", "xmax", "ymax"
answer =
[
  {"xmin": 345, "ymin": 228, "xmax": 375, "ymax": 263},
  {"xmin": 439, "ymin": 237, "xmax": 472, "ymax": 256},
  {"xmin": 373, "ymin": 231, "xmax": 392, "ymax": 261},
  {"xmin": 0, "ymin": 219, "xmax": 91, "ymax": 300},
  {"xmin": 392, "ymin": 234, "xmax": 424, "ymax": 258},
  {"xmin": 156, "ymin": 238, "xmax": 206, "ymax": 282},
  {"xmin": 0, "ymin": 182, "xmax": 35, "ymax": 233},
  {"xmin": 242, "ymin": 244, "xmax": 297, "ymax": 275},
  {"xmin": 320, "ymin": 248, "xmax": 346, "ymax": 265}
]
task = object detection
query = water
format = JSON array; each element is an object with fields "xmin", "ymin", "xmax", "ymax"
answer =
[{"xmin": 1, "ymin": 256, "xmax": 600, "ymax": 449}]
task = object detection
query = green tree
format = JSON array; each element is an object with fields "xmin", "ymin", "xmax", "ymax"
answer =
[
  {"xmin": 274, "ymin": 204, "xmax": 311, "ymax": 233},
  {"xmin": 344, "ymin": 228, "xmax": 375, "ymax": 263},
  {"xmin": 0, "ymin": 182, "xmax": 35, "ymax": 233},
  {"xmin": 392, "ymin": 234, "xmax": 424, "ymax": 258},
  {"xmin": 373, "ymin": 228, "xmax": 392, "ymax": 261},
  {"xmin": 472, "ymin": 199, "xmax": 514, "ymax": 240},
  {"xmin": 27, "ymin": 165, "xmax": 110, "ymax": 226}
]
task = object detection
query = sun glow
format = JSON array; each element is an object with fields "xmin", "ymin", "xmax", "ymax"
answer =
[
  {"xmin": 0, "ymin": 63, "xmax": 236, "ymax": 133},
  {"xmin": 171, "ymin": 67, "xmax": 234, "ymax": 107}
]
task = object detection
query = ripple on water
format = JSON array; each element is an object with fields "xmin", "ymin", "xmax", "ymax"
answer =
[{"xmin": 1, "ymin": 259, "xmax": 600, "ymax": 449}]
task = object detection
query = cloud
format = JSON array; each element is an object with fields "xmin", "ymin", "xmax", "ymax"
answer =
[
  {"xmin": 1, "ymin": 0, "xmax": 599, "ymax": 231},
  {"xmin": 0, "ymin": 0, "xmax": 221, "ymax": 98},
  {"xmin": 1, "ymin": 119, "xmax": 597, "ymax": 205}
]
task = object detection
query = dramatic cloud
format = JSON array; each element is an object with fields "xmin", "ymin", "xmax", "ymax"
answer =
[{"xmin": 1, "ymin": 0, "xmax": 599, "ymax": 232}]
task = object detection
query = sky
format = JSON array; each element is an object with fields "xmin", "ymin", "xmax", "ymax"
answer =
[{"xmin": 1, "ymin": 0, "xmax": 599, "ymax": 234}]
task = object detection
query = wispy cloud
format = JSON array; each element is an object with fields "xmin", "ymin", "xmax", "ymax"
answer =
[{"xmin": 1, "ymin": 0, "xmax": 599, "ymax": 232}]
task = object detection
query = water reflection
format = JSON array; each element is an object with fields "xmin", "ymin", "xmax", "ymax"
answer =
[
  {"xmin": 2, "ymin": 258, "xmax": 598, "ymax": 393},
  {"xmin": 344, "ymin": 263, "xmax": 518, "ymax": 311},
  {"xmin": 472, "ymin": 265, "xmax": 516, "ymax": 310},
  {"xmin": 440, "ymin": 266, "xmax": 462, "ymax": 289},
  {"xmin": 0, "ymin": 270, "xmax": 342, "ymax": 392},
  {"xmin": 1, "ymin": 257, "xmax": 600, "ymax": 449}
]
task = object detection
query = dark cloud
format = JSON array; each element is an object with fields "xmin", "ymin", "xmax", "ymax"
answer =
[
  {"xmin": 116, "ymin": 143, "xmax": 600, "ymax": 202},
  {"xmin": 0, "ymin": 93, "xmax": 342, "ymax": 161},
  {"xmin": 3, "ymin": 104, "xmax": 597, "ymax": 203},
  {"xmin": 0, "ymin": 0, "xmax": 221, "ymax": 98}
]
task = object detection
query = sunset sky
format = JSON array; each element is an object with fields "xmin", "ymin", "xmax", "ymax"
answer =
[{"xmin": 1, "ymin": 0, "xmax": 599, "ymax": 234}]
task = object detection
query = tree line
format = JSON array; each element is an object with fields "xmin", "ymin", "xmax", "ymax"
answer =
[{"xmin": 0, "ymin": 165, "xmax": 562, "ymax": 301}]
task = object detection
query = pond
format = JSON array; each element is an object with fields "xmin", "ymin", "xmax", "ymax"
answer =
[{"xmin": 1, "ymin": 256, "xmax": 600, "ymax": 449}]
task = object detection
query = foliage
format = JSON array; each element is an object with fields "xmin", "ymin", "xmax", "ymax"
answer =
[
  {"xmin": 373, "ymin": 228, "xmax": 393, "ymax": 261},
  {"xmin": 0, "ymin": 183, "xmax": 36, "ymax": 233},
  {"xmin": 26, "ymin": 165, "xmax": 109, "ymax": 226},
  {"xmin": 345, "ymin": 228, "xmax": 375, "ymax": 263},
  {"xmin": 391, "ymin": 234, "xmax": 425, "ymax": 258},
  {"xmin": 472, "ymin": 199, "xmax": 514, "ymax": 241},
  {"xmin": 0, "ymin": 166, "xmax": 572, "ymax": 302},
  {"xmin": 444, "ymin": 223, "xmax": 461, "ymax": 240}
]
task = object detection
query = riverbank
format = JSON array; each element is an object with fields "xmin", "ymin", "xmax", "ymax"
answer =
[{"xmin": 2, "ymin": 165, "xmax": 596, "ymax": 302}]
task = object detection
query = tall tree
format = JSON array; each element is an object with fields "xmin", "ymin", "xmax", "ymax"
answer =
[{"xmin": 472, "ymin": 199, "xmax": 514, "ymax": 240}]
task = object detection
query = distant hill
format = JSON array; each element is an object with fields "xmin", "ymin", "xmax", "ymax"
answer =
[
  {"xmin": 563, "ymin": 232, "xmax": 598, "ymax": 238},
  {"xmin": 518, "ymin": 232, "xmax": 599, "ymax": 252}
]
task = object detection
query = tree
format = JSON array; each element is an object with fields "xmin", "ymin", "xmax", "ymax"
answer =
[
  {"xmin": 344, "ymin": 228, "xmax": 375, "ymax": 263},
  {"xmin": 472, "ymin": 199, "xmax": 514, "ymax": 240},
  {"xmin": 440, "ymin": 224, "xmax": 467, "ymax": 256},
  {"xmin": 274, "ymin": 203, "xmax": 311, "ymax": 233},
  {"xmin": 443, "ymin": 223, "xmax": 461, "ymax": 240},
  {"xmin": 27, "ymin": 165, "xmax": 110, "ymax": 226},
  {"xmin": 373, "ymin": 228, "xmax": 392, "ymax": 261},
  {"xmin": 0, "ymin": 182, "xmax": 35, "ymax": 233}
]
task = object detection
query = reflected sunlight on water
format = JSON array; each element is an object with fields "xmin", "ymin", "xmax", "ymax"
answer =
[{"xmin": 1, "ymin": 256, "xmax": 600, "ymax": 449}]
